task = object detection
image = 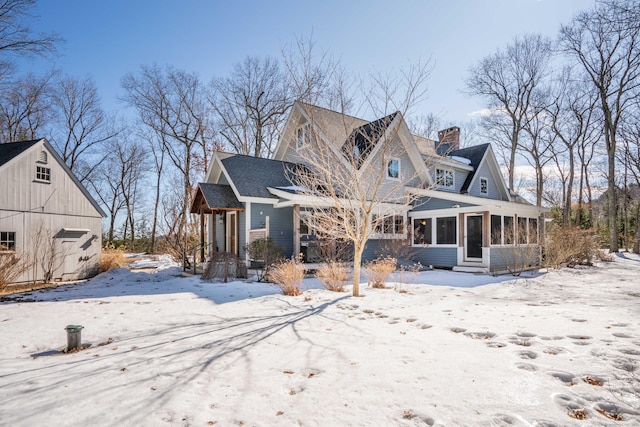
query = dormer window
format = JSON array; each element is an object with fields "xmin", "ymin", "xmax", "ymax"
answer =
[
  {"xmin": 296, "ymin": 123, "xmax": 311, "ymax": 150},
  {"xmin": 436, "ymin": 168, "xmax": 454, "ymax": 188},
  {"xmin": 480, "ymin": 177, "xmax": 488, "ymax": 195},
  {"xmin": 36, "ymin": 165, "xmax": 51, "ymax": 182},
  {"xmin": 387, "ymin": 159, "xmax": 400, "ymax": 179}
]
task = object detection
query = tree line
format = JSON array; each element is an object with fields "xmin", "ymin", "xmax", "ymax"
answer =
[{"xmin": 2, "ymin": 0, "xmax": 639, "ymax": 255}]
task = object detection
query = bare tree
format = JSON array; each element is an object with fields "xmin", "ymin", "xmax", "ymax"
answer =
[
  {"xmin": 560, "ymin": 0, "xmax": 640, "ymax": 251},
  {"xmin": 281, "ymin": 33, "xmax": 355, "ymax": 112},
  {"xmin": 465, "ymin": 33, "xmax": 553, "ymax": 191},
  {"xmin": 122, "ymin": 64, "xmax": 214, "ymax": 258},
  {"xmin": 546, "ymin": 69, "xmax": 600, "ymax": 224},
  {"xmin": 620, "ymin": 100, "xmax": 640, "ymax": 252},
  {"xmin": 49, "ymin": 73, "xmax": 121, "ymax": 183},
  {"xmin": 519, "ymin": 89, "xmax": 555, "ymax": 207},
  {"xmin": 291, "ymin": 111, "xmax": 418, "ymax": 296},
  {"xmin": 0, "ymin": 71, "xmax": 54, "ymax": 143},
  {"xmin": 210, "ymin": 56, "xmax": 291, "ymax": 158},
  {"xmin": 0, "ymin": 0, "xmax": 61, "ymax": 83}
]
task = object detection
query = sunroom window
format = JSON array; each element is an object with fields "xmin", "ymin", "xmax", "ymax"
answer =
[
  {"xmin": 413, "ymin": 218, "xmax": 432, "ymax": 245},
  {"xmin": 436, "ymin": 216, "xmax": 456, "ymax": 244}
]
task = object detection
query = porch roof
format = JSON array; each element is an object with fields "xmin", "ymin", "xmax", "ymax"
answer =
[{"xmin": 191, "ymin": 183, "xmax": 244, "ymax": 214}]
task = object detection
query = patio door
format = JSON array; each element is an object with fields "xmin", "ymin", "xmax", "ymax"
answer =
[
  {"xmin": 465, "ymin": 214, "xmax": 483, "ymax": 261},
  {"xmin": 226, "ymin": 211, "xmax": 238, "ymax": 255}
]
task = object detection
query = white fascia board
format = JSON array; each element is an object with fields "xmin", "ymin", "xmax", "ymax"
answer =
[
  {"xmin": 486, "ymin": 146, "xmax": 511, "ymax": 201},
  {"xmin": 273, "ymin": 102, "xmax": 301, "ymax": 160},
  {"xmin": 430, "ymin": 156, "xmax": 474, "ymax": 171},
  {"xmin": 408, "ymin": 187, "xmax": 549, "ymax": 214}
]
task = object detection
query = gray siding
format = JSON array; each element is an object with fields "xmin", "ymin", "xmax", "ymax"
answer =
[
  {"xmin": 250, "ymin": 203, "xmax": 294, "ymax": 258},
  {"xmin": 412, "ymin": 196, "xmax": 477, "ymax": 211},
  {"xmin": 413, "ymin": 247, "xmax": 458, "ymax": 268},
  {"xmin": 467, "ymin": 161, "xmax": 501, "ymax": 199}
]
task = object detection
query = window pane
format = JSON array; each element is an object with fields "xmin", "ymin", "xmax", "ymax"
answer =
[
  {"xmin": 0, "ymin": 231, "xmax": 16, "ymax": 251},
  {"xmin": 436, "ymin": 217, "xmax": 456, "ymax": 244},
  {"xmin": 372, "ymin": 214, "xmax": 382, "ymax": 234},
  {"xmin": 394, "ymin": 215, "xmax": 404, "ymax": 234},
  {"xmin": 383, "ymin": 216, "xmax": 394, "ymax": 234},
  {"xmin": 387, "ymin": 159, "xmax": 399, "ymax": 179},
  {"xmin": 518, "ymin": 217, "xmax": 527, "ymax": 244},
  {"xmin": 504, "ymin": 216, "xmax": 514, "ymax": 245},
  {"xmin": 413, "ymin": 218, "xmax": 431, "ymax": 245},
  {"xmin": 490, "ymin": 215, "xmax": 502, "ymax": 245},
  {"xmin": 480, "ymin": 178, "xmax": 488, "ymax": 194},
  {"xmin": 529, "ymin": 218, "xmax": 538, "ymax": 244}
]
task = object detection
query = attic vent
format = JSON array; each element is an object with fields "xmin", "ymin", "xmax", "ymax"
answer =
[{"xmin": 39, "ymin": 151, "xmax": 48, "ymax": 163}]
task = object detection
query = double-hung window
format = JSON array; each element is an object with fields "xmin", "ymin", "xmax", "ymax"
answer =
[{"xmin": 435, "ymin": 168, "xmax": 453, "ymax": 188}]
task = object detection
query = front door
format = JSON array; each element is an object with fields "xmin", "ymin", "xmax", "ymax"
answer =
[
  {"xmin": 465, "ymin": 215, "xmax": 483, "ymax": 261},
  {"xmin": 227, "ymin": 211, "xmax": 238, "ymax": 255}
]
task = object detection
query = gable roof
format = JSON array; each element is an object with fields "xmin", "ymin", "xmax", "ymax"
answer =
[
  {"xmin": 220, "ymin": 154, "xmax": 300, "ymax": 200},
  {"xmin": 342, "ymin": 112, "xmax": 398, "ymax": 168},
  {"xmin": 190, "ymin": 183, "xmax": 243, "ymax": 214},
  {"xmin": 449, "ymin": 143, "xmax": 490, "ymax": 193},
  {"xmin": 0, "ymin": 138, "xmax": 107, "ymax": 217},
  {"xmin": 0, "ymin": 140, "xmax": 40, "ymax": 168}
]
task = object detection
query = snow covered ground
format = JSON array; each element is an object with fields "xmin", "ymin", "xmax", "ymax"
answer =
[{"xmin": 1, "ymin": 253, "xmax": 639, "ymax": 426}]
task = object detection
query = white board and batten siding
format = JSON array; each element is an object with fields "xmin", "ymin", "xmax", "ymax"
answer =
[{"xmin": 0, "ymin": 139, "xmax": 105, "ymax": 282}]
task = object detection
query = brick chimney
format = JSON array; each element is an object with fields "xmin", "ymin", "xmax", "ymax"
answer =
[{"xmin": 438, "ymin": 126, "xmax": 460, "ymax": 151}]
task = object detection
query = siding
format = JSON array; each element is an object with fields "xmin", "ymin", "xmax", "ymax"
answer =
[
  {"xmin": 413, "ymin": 247, "xmax": 458, "ymax": 268},
  {"xmin": 0, "ymin": 141, "xmax": 102, "ymax": 282},
  {"xmin": 467, "ymin": 161, "xmax": 501, "ymax": 199},
  {"xmin": 250, "ymin": 203, "xmax": 295, "ymax": 259}
]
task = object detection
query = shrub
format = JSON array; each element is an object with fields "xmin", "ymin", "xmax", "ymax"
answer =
[
  {"xmin": 316, "ymin": 261, "xmax": 349, "ymax": 292},
  {"xmin": 243, "ymin": 238, "xmax": 283, "ymax": 282},
  {"xmin": 201, "ymin": 251, "xmax": 248, "ymax": 282},
  {"xmin": 0, "ymin": 252, "xmax": 31, "ymax": 290},
  {"xmin": 363, "ymin": 257, "xmax": 396, "ymax": 288},
  {"xmin": 99, "ymin": 245, "xmax": 128, "ymax": 272},
  {"xmin": 269, "ymin": 258, "xmax": 304, "ymax": 296},
  {"xmin": 544, "ymin": 225, "xmax": 600, "ymax": 269}
]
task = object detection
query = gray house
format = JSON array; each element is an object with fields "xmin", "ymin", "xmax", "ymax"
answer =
[
  {"xmin": 0, "ymin": 139, "xmax": 106, "ymax": 282},
  {"xmin": 192, "ymin": 102, "xmax": 546, "ymax": 273}
]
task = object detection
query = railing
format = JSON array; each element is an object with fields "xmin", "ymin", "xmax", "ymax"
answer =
[{"xmin": 183, "ymin": 242, "xmax": 214, "ymax": 274}]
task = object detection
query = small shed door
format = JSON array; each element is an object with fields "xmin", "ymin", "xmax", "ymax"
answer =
[{"xmin": 465, "ymin": 215, "xmax": 483, "ymax": 261}]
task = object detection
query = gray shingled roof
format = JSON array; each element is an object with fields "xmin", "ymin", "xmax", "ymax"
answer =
[
  {"xmin": 199, "ymin": 183, "xmax": 243, "ymax": 209},
  {"xmin": 449, "ymin": 143, "xmax": 490, "ymax": 193},
  {"xmin": 221, "ymin": 155, "xmax": 299, "ymax": 199},
  {"xmin": 0, "ymin": 140, "xmax": 40, "ymax": 168}
]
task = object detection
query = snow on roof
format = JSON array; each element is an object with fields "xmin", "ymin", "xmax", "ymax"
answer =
[{"xmin": 447, "ymin": 155, "xmax": 472, "ymax": 165}]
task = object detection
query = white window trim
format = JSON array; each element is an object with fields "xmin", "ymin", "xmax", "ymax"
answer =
[
  {"xmin": 480, "ymin": 177, "xmax": 488, "ymax": 195},
  {"xmin": 410, "ymin": 214, "xmax": 458, "ymax": 247},
  {"xmin": 386, "ymin": 158, "xmax": 401, "ymax": 180},
  {"xmin": 371, "ymin": 212, "xmax": 406, "ymax": 239},
  {"xmin": 35, "ymin": 165, "xmax": 51, "ymax": 183},
  {"xmin": 295, "ymin": 123, "xmax": 311, "ymax": 151},
  {"xmin": 435, "ymin": 168, "xmax": 454, "ymax": 189}
]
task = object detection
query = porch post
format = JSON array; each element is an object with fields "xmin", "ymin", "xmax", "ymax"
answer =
[
  {"xmin": 200, "ymin": 213, "xmax": 205, "ymax": 261},
  {"xmin": 293, "ymin": 204, "xmax": 300, "ymax": 258},
  {"xmin": 211, "ymin": 212, "xmax": 217, "ymax": 253}
]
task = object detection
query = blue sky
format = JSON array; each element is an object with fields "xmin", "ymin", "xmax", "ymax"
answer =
[{"xmin": 21, "ymin": 0, "xmax": 592, "ymax": 125}]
